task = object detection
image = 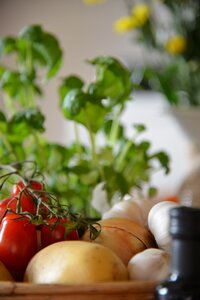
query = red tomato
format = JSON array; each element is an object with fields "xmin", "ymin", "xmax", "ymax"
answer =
[
  {"xmin": 0, "ymin": 180, "xmax": 48, "ymax": 216},
  {"xmin": 0, "ymin": 193, "xmax": 37, "ymax": 217},
  {"xmin": 11, "ymin": 194, "xmax": 37, "ymax": 215},
  {"xmin": 0, "ymin": 197, "xmax": 13, "ymax": 221},
  {"xmin": 41, "ymin": 216, "xmax": 79, "ymax": 248},
  {"xmin": 12, "ymin": 180, "xmax": 44, "ymax": 197},
  {"xmin": 0, "ymin": 214, "xmax": 37, "ymax": 274}
]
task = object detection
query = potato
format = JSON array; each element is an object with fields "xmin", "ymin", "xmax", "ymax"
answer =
[
  {"xmin": 24, "ymin": 240, "xmax": 128, "ymax": 284},
  {"xmin": 0, "ymin": 261, "xmax": 14, "ymax": 281}
]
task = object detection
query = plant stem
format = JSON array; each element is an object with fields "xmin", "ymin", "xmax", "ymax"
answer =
[
  {"xmin": 26, "ymin": 41, "xmax": 35, "ymax": 107},
  {"xmin": 0, "ymin": 131, "xmax": 19, "ymax": 161},
  {"xmin": 74, "ymin": 123, "xmax": 83, "ymax": 161},
  {"xmin": 32, "ymin": 132, "xmax": 46, "ymax": 168},
  {"xmin": 84, "ymin": 109, "xmax": 105, "ymax": 181},
  {"xmin": 4, "ymin": 95, "xmax": 15, "ymax": 118},
  {"xmin": 116, "ymin": 139, "xmax": 132, "ymax": 172},
  {"xmin": 109, "ymin": 104, "xmax": 123, "ymax": 147}
]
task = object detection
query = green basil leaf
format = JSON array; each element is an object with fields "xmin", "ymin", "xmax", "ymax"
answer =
[
  {"xmin": 59, "ymin": 76, "xmax": 84, "ymax": 102},
  {"xmin": 137, "ymin": 141, "xmax": 151, "ymax": 152},
  {"xmin": 0, "ymin": 65, "xmax": 6, "ymax": 79},
  {"xmin": 10, "ymin": 108, "xmax": 45, "ymax": 137},
  {"xmin": 75, "ymin": 102, "xmax": 107, "ymax": 133},
  {"xmin": 62, "ymin": 89, "xmax": 87, "ymax": 118},
  {"xmin": 151, "ymin": 151, "xmax": 170, "ymax": 174},
  {"xmin": 88, "ymin": 56, "xmax": 133, "ymax": 106},
  {"xmin": 0, "ymin": 37, "xmax": 16, "ymax": 56},
  {"xmin": 133, "ymin": 123, "xmax": 146, "ymax": 133},
  {"xmin": 45, "ymin": 143, "xmax": 81, "ymax": 168},
  {"xmin": 148, "ymin": 186, "xmax": 157, "ymax": 198},
  {"xmin": 0, "ymin": 110, "xmax": 7, "ymax": 133},
  {"xmin": 19, "ymin": 25, "xmax": 63, "ymax": 79},
  {"xmin": 19, "ymin": 25, "xmax": 44, "ymax": 41},
  {"xmin": 0, "ymin": 110, "xmax": 6, "ymax": 122},
  {"xmin": 0, "ymin": 70, "xmax": 23, "ymax": 97}
]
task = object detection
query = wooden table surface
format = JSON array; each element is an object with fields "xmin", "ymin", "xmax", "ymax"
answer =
[{"xmin": 0, "ymin": 280, "xmax": 157, "ymax": 300}]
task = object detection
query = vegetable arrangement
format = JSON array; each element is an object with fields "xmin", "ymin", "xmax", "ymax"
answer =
[
  {"xmin": 0, "ymin": 24, "xmax": 170, "ymax": 217},
  {"xmin": 0, "ymin": 24, "xmax": 173, "ymax": 285},
  {"xmin": 0, "ymin": 162, "xmax": 100, "ymax": 281},
  {"xmin": 0, "ymin": 160, "xmax": 179, "ymax": 283}
]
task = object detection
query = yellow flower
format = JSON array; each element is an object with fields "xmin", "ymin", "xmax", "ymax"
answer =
[
  {"xmin": 165, "ymin": 35, "xmax": 187, "ymax": 55},
  {"xmin": 114, "ymin": 16, "xmax": 139, "ymax": 33},
  {"xmin": 131, "ymin": 3, "xmax": 150, "ymax": 26},
  {"xmin": 82, "ymin": 0, "xmax": 106, "ymax": 4}
]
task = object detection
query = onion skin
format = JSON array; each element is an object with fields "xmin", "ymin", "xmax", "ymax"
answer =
[{"xmin": 82, "ymin": 217, "xmax": 157, "ymax": 265}]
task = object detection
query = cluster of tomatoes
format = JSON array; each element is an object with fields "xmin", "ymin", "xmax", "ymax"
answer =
[{"xmin": 0, "ymin": 180, "xmax": 79, "ymax": 280}]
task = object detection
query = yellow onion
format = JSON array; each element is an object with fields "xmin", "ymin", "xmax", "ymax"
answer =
[{"xmin": 82, "ymin": 217, "xmax": 157, "ymax": 265}]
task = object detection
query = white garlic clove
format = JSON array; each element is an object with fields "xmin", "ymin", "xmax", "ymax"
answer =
[
  {"xmin": 102, "ymin": 198, "xmax": 155, "ymax": 227},
  {"xmin": 131, "ymin": 198, "xmax": 155, "ymax": 227},
  {"xmin": 102, "ymin": 200, "xmax": 144, "ymax": 225},
  {"xmin": 148, "ymin": 201, "xmax": 179, "ymax": 252},
  {"xmin": 127, "ymin": 248, "xmax": 170, "ymax": 281},
  {"xmin": 91, "ymin": 182, "xmax": 110, "ymax": 214}
]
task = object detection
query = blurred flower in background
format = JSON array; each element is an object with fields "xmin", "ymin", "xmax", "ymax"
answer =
[
  {"xmin": 83, "ymin": 0, "xmax": 200, "ymax": 107},
  {"xmin": 114, "ymin": 3, "xmax": 150, "ymax": 32},
  {"xmin": 113, "ymin": 0, "xmax": 200, "ymax": 107}
]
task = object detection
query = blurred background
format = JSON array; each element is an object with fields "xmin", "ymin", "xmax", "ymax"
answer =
[{"xmin": 0, "ymin": 0, "xmax": 196, "ymax": 198}]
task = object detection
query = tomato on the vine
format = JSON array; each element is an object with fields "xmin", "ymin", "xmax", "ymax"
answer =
[
  {"xmin": 0, "ymin": 180, "xmax": 48, "ymax": 217},
  {"xmin": 12, "ymin": 180, "xmax": 44, "ymax": 197},
  {"xmin": 0, "ymin": 197, "xmax": 13, "ymax": 221},
  {"xmin": 41, "ymin": 216, "xmax": 79, "ymax": 248},
  {"xmin": 0, "ymin": 213, "xmax": 37, "ymax": 276}
]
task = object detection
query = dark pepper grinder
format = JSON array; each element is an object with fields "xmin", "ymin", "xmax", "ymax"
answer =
[{"xmin": 156, "ymin": 206, "xmax": 200, "ymax": 300}]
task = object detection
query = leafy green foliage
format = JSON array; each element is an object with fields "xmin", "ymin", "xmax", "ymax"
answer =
[
  {"xmin": 0, "ymin": 24, "xmax": 62, "ymax": 112},
  {"xmin": 87, "ymin": 56, "xmax": 133, "ymax": 106},
  {"xmin": 0, "ymin": 25, "xmax": 170, "ymax": 217},
  {"xmin": 143, "ymin": 58, "xmax": 200, "ymax": 106}
]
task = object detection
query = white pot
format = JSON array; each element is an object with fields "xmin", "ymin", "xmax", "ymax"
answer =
[
  {"xmin": 170, "ymin": 107, "xmax": 200, "ymax": 146},
  {"xmin": 170, "ymin": 107, "xmax": 200, "ymax": 207}
]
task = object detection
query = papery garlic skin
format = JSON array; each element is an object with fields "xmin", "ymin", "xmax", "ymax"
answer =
[
  {"xmin": 134, "ymin": 198, "xmax": 155, "ymax": 226},
  {"xmin": 102, "ymin": 197, "xmax": 154, "ymax": 227},
  {"xmin": 91, "ymin": 182, "xmax": 110, "ymax": 214},
  {"xmin": 148, "ymin": 201, "xmax": 179, "ymax": 252},
  {"xmin": 128, "ymin": 248, "xmax": 170, "ymax": 281}
]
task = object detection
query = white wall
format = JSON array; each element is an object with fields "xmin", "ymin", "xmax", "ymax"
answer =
[{"xmin": 0, "ymin": 0, "xmax": 192, "ymax": 196}]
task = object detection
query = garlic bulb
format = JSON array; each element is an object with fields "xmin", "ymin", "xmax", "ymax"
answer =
[
  {"xmin": 102, "ymin": 197, "xmax": 154, "ymax": 227},
  {"xmin": 148, "ymin": 201, "xmax": 179, "ymax": 252},
  {"xmin": 134, "ymin": 198, "xmax": 155, "ymax": 226},
  {"xmin": 128, "ymin": 248, "xmax": 170, "ymax": 281},
  {"xmin": 91, "ymin": 182, "xmax": 110, "ymax": 214}
]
